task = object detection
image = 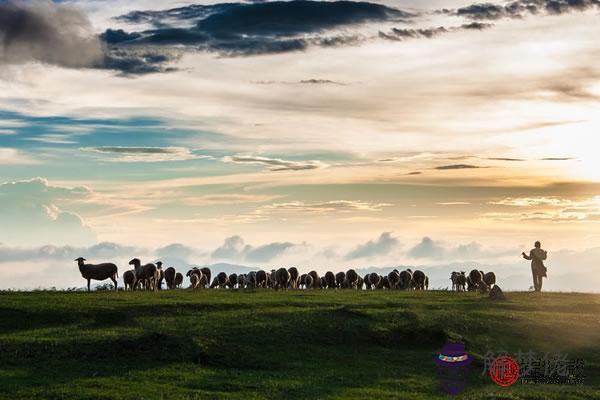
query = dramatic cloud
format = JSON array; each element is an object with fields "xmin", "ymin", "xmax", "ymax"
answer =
[
  {"xmin": 82, "ymin": 146, "xmax": 203, "ymax": 162},
  {"xmin": 345, "ymin": 232, "xmax": 399, "ymax": 259},
  {"xmin": 0, "ymin": 0, "xmax": 103, "ymax": 68},
  {"xmin": 211, "ymin": 235, "xmax": 295, "ymax": 262},
  {"xmin": 452, "ymin": 0, "xmax": 600, "ymax": 21},
  {"xmin": 0, "ymin": 177, "xmax": 95, "ymax": 246},
  {"xmin": 106, "ymin": 1, "xmax": 410, "ymax": 56},
  {"xmin": 223, "ymin": 155, "xmax": 326, "ymax": 171},
  {"xmin": 379, "ymin": 22, "xmax": 493, "ymax": 41}
]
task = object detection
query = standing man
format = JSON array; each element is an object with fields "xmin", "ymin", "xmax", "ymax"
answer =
[{"xmin": 522, "ymin": 241, "xmax": 547, "ymax": 292}]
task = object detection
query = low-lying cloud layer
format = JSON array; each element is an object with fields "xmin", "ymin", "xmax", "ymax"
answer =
[
  {"xmin": 451, "ymin": 0, "xmax": 600, "ymax": 20},
  {"xmin": 223, "ymin": 155, "xmax": 326, "ymax": 171}
]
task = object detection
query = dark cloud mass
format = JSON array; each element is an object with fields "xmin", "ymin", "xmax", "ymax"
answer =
[
  {"xmin": 107, "ymin": 1, "xmax": 409, "ymax": 56},
  {"xmin": 379, "ymin": 22, "xmax": 492, "ymax": 41},
  {"xmin": 454, "ymin": 0, "xmax": 600, "ymax": 20},
  {"xmin": 0, "ymin": 0, "xmax": 103, "ymax": 67}
]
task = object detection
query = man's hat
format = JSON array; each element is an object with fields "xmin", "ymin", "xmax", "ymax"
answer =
[{"xmin": 434, "ymin": 342, "xmax": 472, "ymax": 367}]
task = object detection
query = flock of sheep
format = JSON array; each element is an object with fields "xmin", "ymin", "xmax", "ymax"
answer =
[{"xmin": 75, "ymin": 257, "xmax": 498, "ymax": 293}]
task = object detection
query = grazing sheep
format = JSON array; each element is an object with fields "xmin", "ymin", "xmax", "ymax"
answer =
[
  {"xmin": 483, "ymin": 272, "xmax": 496, "ymax": 288},
  {"xmin": 335, "ymin": 272, "xmax": 346, "ymax": 289},
  {"xmin": 368, "ymin": 273, "xmax": 381, "ymax": 290},
  {"xmin": 238, "ymin": 274, "xmax": 247, "ymax": 289},
  {"xmin": 363, "ymin": 273, "xmax": 371, "ymax": 289},
  {"xmin": 228, "ymin": 273, "xmax": 238, "ymax": 289},
  {"xmin": 155, "ymin": 262, "xmax": 165, "ymax": 290},
  {"xmin": 489, "ymin": 285, "xmax": 505, "ymax": 300},
  {"xmin": 308, "ymin": 271, "xmax": 321, "ymax": 289},
  {"xmin": 256, "ymin": 270, "xmax": 267, "ymax": 288},
  {"xmin": 478, "ymin": 281, "xmax": 490, "ymax": 294},
  {"xmin": 324, "ymin": 271, "xmax": 336, "ymax": 289},
  {"xmin": 266, "ymin": 272, "xmax": 273, "ymax": 288},
  {"xmin": 275, "ymin": 268, "xmax": 290, "ymax": 290},
  {"xmin": 380, "ymin": 276, "xmax": 390, "ymax": 289},
  {"xmin": 190, "ymin": 274, "xmax": 200, "ymax": 289},
  {"xmin": 174, "ymin": 272, "xmax": 183, "ymax": 288},
  {"xmin": 305, "ymin": 274, "xmax": 314, "ymax": 289},
  {"xmin": 245, "ymin": 271, "xmax": 257, "ymax": 289},
  {"xmin": 123, "ymin": 269, "xmax": 136, "ymax": 291},
  {"xmin": 215, "ymin": 272, "xmax": 228, "ymax": 288},
  {"xmin": 299, "ymin": 273, "xmax": 307, "ymax": 289},
  {"xmin": 468, "ymin": 269, "xmax": 483, "ymax": 292},
  {"xmin": 76, "ymin": 257, "xmax": 119, "ymax": 292},
  {"xmin": 454, "ymin": 271, "xmax": 467, "ymax": 292},
  {"xmin": 345, "ymin": 269, "xmax": 359, "ymax": 289},
  {"xmin": 357, "ymin": 276, "xmax": 364, "ymax": 290},
  {"xmin": 388, "ymin": 270, "xmax": 400, "ymax": 289},
  {"xmin": 200, "ymin": 268, "xmax": 212, "ymax": 288},
  {"xmin": 288, "ymin": 267, "xmax": 300, "ymax": 289},
  {"xmin": 129, "ymin": 258, "xmax": 158, "ymax": 291},
  {"xmin": 164, "ymin": 267, "xmax": 176, "ymax": 289},
  {"xmin": 399, "ymin": 269, "xmax": 413, "ymax": 290},
  {"xmin": 187, "ymin": 268, "xmax": 203, "ymax": 289},
  {"xmin": 450, "ymin": 271, "xmax": 459, "ymax": 291},
  {"xmin": 411, "ymin": 270, "xmax": 427, "ymax": 290}
]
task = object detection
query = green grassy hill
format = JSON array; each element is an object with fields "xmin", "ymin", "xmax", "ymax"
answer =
[{"xmin": 0, "ymin": 290, "xmax": 598, "ymax": 399}]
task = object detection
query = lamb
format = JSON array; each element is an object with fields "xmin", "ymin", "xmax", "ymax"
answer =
[
  {"xmin": 164, "ymin": 267, "xmax": 176, "ymax": 289},
  {"xmin": 129, "ymin": 258, "xmax": 158, "ymax": 291},
  {"xmin": 388, "ymin": 270, "xmax": 400, "ymax": 289},
  {"xmin": 411, "ymin": 270, "xmax": 427, "ymax": 290},
  {"xmin": 288, "ymin": 267, "xmax": 300, "ymax": 289},
  {"xmin": 174, "ymin": 272, "xmax": 183, "ymax": 288},
  {"xmin": 123, "ymin": 269, "xmax": 136, "ymax": 291},
  {"xmin": 75, "ymin": 257, "xmax": 118, "ymax": 292},
  {"xmin": 399, "ymin": 269, "xmax": 412, "ymax": 290},
  {"xmin": 324, "ymin": 271, "xmax": 336, "ymax": 289},
  {"xmin": 335, "ymin": 272, "xmax": 346, "ymax": 289},
  {"xmin": 275, "ymin": 267, "xmax": 290, "ymax": 290}
]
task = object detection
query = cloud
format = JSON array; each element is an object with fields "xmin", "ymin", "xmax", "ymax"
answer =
[
  {"xmin": 407, "ymin": 236, "xmax": 446, "ymax": 259},
  {"xmin": 452, "ymin": 0, "xmax": 600, "ymax": 21},
  {"xmin": 435, "ymin": 164, "xmax": 483, "ymax": 170},
  {"xmin": 82, "ymin": 146, "xmax": 203, "ymax": 162},
  {"xmin": 0, "ymin": 177, "xmax": 96, "ymax": 246},
  {"xmin": 0, "ymin": 0, "xmax": 103, "ymax": 68},
  {"xmin": 486, "ymin": 157, "xmax": 526, "ymax": 162},
  {"xmin": 345, "ymin": 232, "xmax": 399, "ymax": 259},
  {"xmin": 0, "ymin": 241, "xmax": 140, "ymax": 263},
  {"xmin": 106, "ymin": 1, "xmax": 411, "ymax": 56},
  {"xmin": 211, "ymin": 235, "xmax": 295, "ymax": 262},
  {"xmin": 0, "ymin": 148, "xmax": 38, "ymax": 165},
  {"xmin": 223, "ymin": 155, "xmax": 326, "ymax": 171},
  {"xmin": 378, "ymin": 22, "xmax": 493, "ymax": 42},
  {"xmin": 489, "ymin": 197, "xmax": 573, "ymax": 207},
  {"xmin": 407, "ymin": 237, "xmax": 514, "ymax": 260},
  {"xmin": 540, "ymin": 157, "xmax": 576, "ymax": 161}
]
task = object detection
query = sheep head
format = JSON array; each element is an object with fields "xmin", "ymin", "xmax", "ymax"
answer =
[
  {"xmin": 129, "ymin": 258, "xmax": 141, "ymax": 267},
  {"xmin": 75, "ymin": 257, "xmax": 86, "ymax": 262}
]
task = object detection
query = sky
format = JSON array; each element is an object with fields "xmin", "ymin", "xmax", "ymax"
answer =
[{"xmin": 1, "ymin": 0, "xmax": 600, "ymax": 290}]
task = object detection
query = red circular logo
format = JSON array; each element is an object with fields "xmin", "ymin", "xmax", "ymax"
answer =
[{"xmin": 489, "ymin": 356, "xmax": 520, "ymax": 387}]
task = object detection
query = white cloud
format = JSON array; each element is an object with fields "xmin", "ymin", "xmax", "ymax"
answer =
[
  {"xmin": 0, "ymin": 148, "xmax": 39, "ymax": 165},
  {"xmin": 82, "ymin": 146, "xmax": 206, "ymax": 162}
]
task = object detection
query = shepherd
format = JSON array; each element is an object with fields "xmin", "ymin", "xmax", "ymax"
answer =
[{"xmin": 522, "ymin": 241, "xmax": 547, "ymax": 292}]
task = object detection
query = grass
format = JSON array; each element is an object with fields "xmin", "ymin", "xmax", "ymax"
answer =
[{"xmin": 0, "ymin": 290, "xmax": 598, "ymax": 399}]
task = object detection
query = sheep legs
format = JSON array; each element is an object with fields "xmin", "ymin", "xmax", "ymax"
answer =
[
  {"xmin": 111, "ymin": 277, "xmax": 118, "ymax": 291},
  {"xmin": 87, "ymin": 279, "xmax": 91, "ymax": 292}
]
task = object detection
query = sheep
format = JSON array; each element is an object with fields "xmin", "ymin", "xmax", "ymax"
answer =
[
  {"xmin": 266, "ymin": 272, "xmax": 273, "ymax": 288},
  {"xmin": 212, "ymin": 272, "xmax": 228, "ymax": 288},
  {"xmin": 299, "ymin": 273, "xmax": 307, "ymax": 289},
  {"xmin": 275, "ymin": 267, "xmax": 290, "ymax": 290},
  {"xmin": 200, "ymin": 267, "xmax": 212, "ymax": 288},
  {"xmin": 483, "ymin": 272, "xmax": 496, "ymax": 288},
  {"xmin": 399, "ymin": 269, "xmax": 413, "ymax": 290},
  {"xmin": 356, "ymin": 275, "xmax": 364, "ymax": 290},
  {"xmin": 308, "ymin": 271, "xmax": 321, "ymax": 289},
  {"xmin": 380, "ymin": 276, "xmax": 390, "ymax": 289},
  {"xmin": 123, "ymin": 269, "xmax": 136, "ymax": 291},
  {"xmin": 363, "ymin": 273, "xmax": 371, "ymax": 289},
  {"xmin": 187, "ymin": 268, "xmax": 203, "ymax": 289},
  {"xmin": 190, "ymin": 274, "xmax": 200, "ymax": 289},
  {"xmin": 320, "ymin": 277, "xmax": 327, "ymax": 288},
  {"xmin": 228, "ymin": 273, "xmax": 238, "ymax": 289},
  {"xmin": 335, "ymin": 272, "xmax": 346, "ymax": 289},
  {"xmin": 75, "ymin": 257, "xmax": 118, "ymax": 292},
  {"xmin": 245, "ymin": 271, "xmax": 257, "ymax": 289},
  {"xmin": 368, "ymin": 273, "xmax": 381, "ymax": 290},
  {"xmin": 388, "ymin": 270, "xmax": 400, "ymax": 289},
  {"xmin": 345, "ymin": 269, "xmax": 358, "ymax": 289},
  {"xmin": 305, "ymin": 274, "xmax": 314, "ymax": 289},
  {"xmin": 129, "ymin": 258, "xmax": 158, "ymax": 291},
  {"xmin": 255, "ymin": 270, "xmax": 267, "ymax": 288},
  {"xmin": 411, "ymin": 270, "xmax": 427, "ymax": 290},
  {"xmin": 450, "ymin": 271, "xmax": 459, "ymax": 291},
  {"xmin": 455, "ymin": 271, "xmax": 467, "ymax": 292},
  {"xmin": 174, "ymin": 272, "xmax": 183, "ymax": 288},
  {"xmin": 288, "ymin": 267, "xmax": 300, "ymax": 289},
  {"xmin": 155, "ymin": 261, "xmax": 165, "ymax": 290},
  {"xmin": 238, "ymin": 274, "xmax": 247, "ymax": 289},
  {"xmin": 164, "ymin": 267, "xmax": 176, "ymax": 289},
  {"xmin": 468, "ymin": 269, "xmax": 483, "ymax": 292},
  {"xmin": 324, "ymin": 271, "xmax": 336, "ymax": 289}
]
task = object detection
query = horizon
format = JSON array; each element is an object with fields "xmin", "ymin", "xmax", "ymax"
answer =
[{"xmin": 1, "ymin": 0, "xmax": 600, "ymax": 291}]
